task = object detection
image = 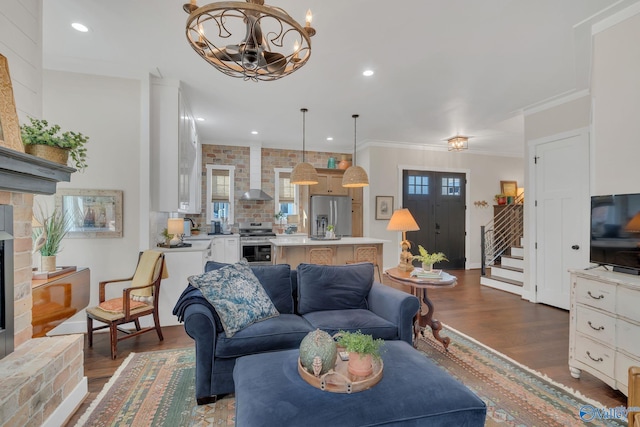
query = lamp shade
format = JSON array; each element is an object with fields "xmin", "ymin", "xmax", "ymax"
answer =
[
  {"xmin": 168, "ymin": 218, "xmax": 184, "ymax": 236},
  {"xmin": 342, "ymin": 165, "xmax": 369, "ymax": 188},
  {"xmin": 387, "ymin": 208, "xmax": 420, "ymax": 232},
  {"xmin": 290, "ymin": 161, "xmax": 319, "ymax": 185}
]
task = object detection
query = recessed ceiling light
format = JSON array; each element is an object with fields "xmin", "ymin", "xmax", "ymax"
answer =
[
  {"xmin": 326, "ymin": 137, "xmax": 333, "ymax": 141},
  {"xmin": 196, "ymin": 117, "xmax": 205, "ymax": 122},
  {"xmin": 71, "ymin": 22, "xmax": 89, "ymax": 32},
  {"xmin": 363, "ymin": 70, "xmax": 374, "ymax": 77},
  {"xmin": 251, "ymin": 131, "xmax": 258, "ymax": 135}
]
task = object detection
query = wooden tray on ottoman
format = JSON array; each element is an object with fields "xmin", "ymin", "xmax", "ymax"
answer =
[{"xmin": 297, "ymin": 354, "xmax": 383, "ymax": 393}]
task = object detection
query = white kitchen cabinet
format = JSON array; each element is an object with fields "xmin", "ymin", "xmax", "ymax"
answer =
[
  {"xmin": 150, "ymin": 78, "xmax": 201, "ymax": 214},
  {"xmin": 569, "ymin": 268, "xmax": 640, "ymax": 395},
  {"xmin": 210, "ymin": 235, "xmax": 240, "ymax": 264}
]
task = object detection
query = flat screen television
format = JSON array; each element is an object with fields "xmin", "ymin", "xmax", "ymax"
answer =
[{"xmin": 590, "ymin": 193, "xmax": 640, "ymax": 275}]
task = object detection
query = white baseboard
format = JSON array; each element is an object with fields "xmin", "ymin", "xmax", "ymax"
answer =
[{"xmin": 43, "ymin": 377, "xmax": 88, "ymax": 427}]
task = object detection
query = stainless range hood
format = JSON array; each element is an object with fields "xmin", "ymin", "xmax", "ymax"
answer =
[{"xmin": 240, "ymin": 143, "xmax": 273, "ymax": 201}]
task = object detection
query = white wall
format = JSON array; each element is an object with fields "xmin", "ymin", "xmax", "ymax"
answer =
[
  {"xmin": 36, "ymin": 70, "xmax": 145, "ymax": 330},
  {"xmin": 365, "ymin": 144, "xmax": 524, "ymax": 270},
  {"xmin": 592, "ymin": 11, "xmax": 640, "ymax": 195},
  {"xmin": 0, "ymin": 0, "xmax": 42, "ymax": 121}
]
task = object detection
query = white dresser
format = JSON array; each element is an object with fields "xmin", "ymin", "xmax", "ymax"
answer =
[{"xmin": 569, "ymin": 268, "xmax": 640, "ymax": 395}]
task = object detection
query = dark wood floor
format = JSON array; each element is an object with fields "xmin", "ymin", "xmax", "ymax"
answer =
[{"xmin": 64, "ymin": 268, "xmax": 627, "ymax": 426}]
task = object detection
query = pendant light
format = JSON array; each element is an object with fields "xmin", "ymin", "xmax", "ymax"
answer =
[
  {"xmin": 342, "ymin": 114, "xmax": 369, "ymax": 188},
  {"xmin": 290, "ymin": 108, "xmax": 319, "ymax": 185}
]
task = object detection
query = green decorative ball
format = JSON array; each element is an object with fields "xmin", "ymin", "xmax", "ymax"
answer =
[{"xmin": 299, "ymin": 329, "xmax": 337, "ymax": 375}]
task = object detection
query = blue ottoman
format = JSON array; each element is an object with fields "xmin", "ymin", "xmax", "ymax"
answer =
[{"xmin": 233, "ymin": 340, "xmax": 486, "ymax": 426}]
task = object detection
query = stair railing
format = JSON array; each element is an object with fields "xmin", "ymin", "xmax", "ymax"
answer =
[{"xmin": 481, "ymin": 192, "xmax": 524, "ymax": 275}]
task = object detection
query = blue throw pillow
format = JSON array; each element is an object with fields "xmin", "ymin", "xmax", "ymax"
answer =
[
  {"xmin": 189, "ymin": 260, "xmax": 279, "ymax": 337},
  {"xmin": 297, "ymin": 263, "xmax": 374, "ymax": 314},
  {"xmin": 205, "ymin": 261, "xmax": 294, "ymax": 314}
]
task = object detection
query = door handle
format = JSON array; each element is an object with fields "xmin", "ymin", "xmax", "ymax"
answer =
[{"xmin": 571, "ymin": 245, "xmax": 579, "ymax": 250}]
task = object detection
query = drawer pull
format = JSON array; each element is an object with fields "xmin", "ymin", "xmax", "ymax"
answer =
[
  {"xmin": 586, "ymin": 351, "xmax": 603, "ymax": 362},
  {"xmin": 587, "ymin": 291, "xmax": 604, "ymax": 300},
  {"xmin": 587, "ymin": 321, "xmax": 604, "ymax": 331}
]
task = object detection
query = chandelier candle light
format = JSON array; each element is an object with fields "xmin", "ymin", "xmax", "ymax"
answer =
[{"xmin": 183, "ymin": 0, "xmax": 316, "ymax": 81}]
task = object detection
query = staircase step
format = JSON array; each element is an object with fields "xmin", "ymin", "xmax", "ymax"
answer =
[
  {"xmin": 480, "ymin": 274, "xmax": 523, "ymax": 296},
  {"xmin": 490, "ymin": 265, "xmax": 524, "ymax": 282},
  {"xmin": 501, "ymin": 255, "xmax": 524, "ymax": 269},
  {"xmin": 511, "ymin": 246, "xmax": 524, "ymax": 257}
]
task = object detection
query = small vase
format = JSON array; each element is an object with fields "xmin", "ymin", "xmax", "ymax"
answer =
[
  {"xmin": 347, "ymin": 353, "xmax": 373, "ymax": 378},
  {"xmin": 41, "ymin": 255, "xmax": 57, "ymax": 272},
  {"xmin": 422, "ymin": 263, "xmax": 433, "ymax": 272}
]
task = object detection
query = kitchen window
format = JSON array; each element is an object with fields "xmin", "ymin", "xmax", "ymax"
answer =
[
  {"xmin": 206, "ymin": 164, "xmax": 235, "ymax": 223},
  {"xmin": 274, "ymin": 168, "xmax": 298, "ymax": 219}
]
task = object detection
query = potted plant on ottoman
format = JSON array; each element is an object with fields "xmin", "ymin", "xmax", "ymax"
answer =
[
  {"xmin": 336, "ymin": 330, "xmax": 384, "ymax": 378},
  {"xmin": 412, "ymin": 245, "xmax": 448, "ymax": 271},
  {"xmin": 21, "ymin": 117, "xmax": 89, "ymax": 170}
]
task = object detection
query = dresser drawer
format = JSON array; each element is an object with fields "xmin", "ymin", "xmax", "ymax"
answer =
[
  {"xmin": 574, "ymin": 277, "xmax": 616, "ymax": 312},
  {"xmin": 575, "ymin": 334, "xmax": 615, "ymax": 377},
  {"xmin": 617, "ymin": 286, "xmax": 640, "ymax": 323},
  {"xmin": 576, "ymin": 306, "xmax": 616, "ymax": 346},
  {"xmin": 615, "ymin": 352, "xmax": 640, "ymax": 394},
  {"xmin": 616, "ymin": 318, "xmax": 640, "ymax": 356}
]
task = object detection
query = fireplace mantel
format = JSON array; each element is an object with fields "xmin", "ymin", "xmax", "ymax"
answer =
[{"xmin": 0, "ymin": 146, "xmax": 76, "ymax": 195}]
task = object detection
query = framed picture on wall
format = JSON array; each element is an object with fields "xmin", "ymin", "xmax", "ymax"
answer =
[
  {"xmin": 55, "ymin": 189, "xmax": 123, "ymax": 238},
  {"xmin": 500, "ymin": 181, "xmax": 518, "ymax": 197},
  {"xmin": 376, "ymin": 196, "xmax": 394, "ymax": 220}
]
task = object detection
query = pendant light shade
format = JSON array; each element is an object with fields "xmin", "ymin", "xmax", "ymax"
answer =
[
  {"xmin": 342, "ymin": 114, "xmax": 369, "ymax": 188},
  {"xmin": 290, "ymin": 108, "xmax": 319, "ymax": 185}
]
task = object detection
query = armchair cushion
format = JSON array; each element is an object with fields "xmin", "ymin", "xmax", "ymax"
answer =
[
  {"xmin": 189, "ymin": 260, "xmax": 279, "ymax": 337},
  {"xmin": 297, "ymin": 263, "xmax": 374, "ymax": 314},
  {"xmin": 98, "ymin": 297, "xmax": 147, "ymax": 314}
]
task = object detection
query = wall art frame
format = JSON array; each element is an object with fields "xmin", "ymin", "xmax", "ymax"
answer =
[
  {"xmin": 55, "ymin": 189, "xmax": 123, "ymax": 238},
  {"xmin": 500, "ymin": 181, "xmax": 518, "ymax": 197},
  {"xmin": 375, "ymin": 196, "xmax": 394, "ymax": 220}
]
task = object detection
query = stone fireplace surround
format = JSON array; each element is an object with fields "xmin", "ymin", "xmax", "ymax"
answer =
[{"xmin": 0, "ymin": 146, "xmax": 87, "ymax": 426}]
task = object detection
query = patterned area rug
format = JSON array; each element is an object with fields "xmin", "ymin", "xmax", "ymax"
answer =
[{"xmin": 76, "ymin": 326, "xmax": 626, "ymax": 426}]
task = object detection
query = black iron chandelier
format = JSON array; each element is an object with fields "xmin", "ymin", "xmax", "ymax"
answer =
[{"xmin": 183, "ymin": 0, "xmax": 316, "ymax": 81}]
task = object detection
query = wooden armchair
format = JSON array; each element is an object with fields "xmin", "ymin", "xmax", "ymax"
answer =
[
  {"xmin": 86, "ymin": 250, "xmax": 167, "ymax": 359},
  {"xmin": 631, "ymin": 366, "xmax": 640, "ymax": 427}
]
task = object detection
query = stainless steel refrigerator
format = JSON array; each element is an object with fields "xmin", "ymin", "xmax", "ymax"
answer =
[{"xmin": 310, "ymin": 195, "xmax": 352, "ymax": 237}]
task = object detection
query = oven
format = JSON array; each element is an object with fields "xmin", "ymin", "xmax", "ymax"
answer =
[{"xmin": 239, "ymin": 222, "xmax": 276, "ymax": 266}]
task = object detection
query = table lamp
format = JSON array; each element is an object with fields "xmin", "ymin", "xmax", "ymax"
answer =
[
  {"xmin": 387, "ymin": 208, "xmax": 420, "ymax": 271},
  {"xmin": 167, "ymin": 218, "xmax": 184, "ymax": 246}
]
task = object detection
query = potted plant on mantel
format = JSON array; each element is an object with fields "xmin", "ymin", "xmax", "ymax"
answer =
[
  {"xmin": 412, "ymin": 245, "xmax": 448, "ymax": 271},
  {"xmin": 336, "ymin": 330, "xmax": 384, "ymax": 378},
  {"xmin": 21, "ymin": 117, "xmax": 89, "ymax": 171},
  {"xmin": 32, "ymin": 205, "xmax": 73, "ymax": 272}
]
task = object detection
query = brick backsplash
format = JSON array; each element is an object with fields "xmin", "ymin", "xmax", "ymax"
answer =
[{"xmin": 196, "ymin": 145, "xmax": 350, "ymax": 228}]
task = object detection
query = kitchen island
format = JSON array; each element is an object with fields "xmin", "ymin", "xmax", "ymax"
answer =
[{"xmin": 270, "ymin": 236, "xmax": 387, "ymax": 269}]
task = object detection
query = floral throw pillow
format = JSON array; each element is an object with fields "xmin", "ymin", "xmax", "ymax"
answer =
[{"xmin": 188, "ymin": 260, "xmax": 279, "ymax": 337}]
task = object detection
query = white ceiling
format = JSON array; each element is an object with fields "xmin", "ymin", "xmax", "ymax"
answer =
[{"xmin": 42, "ymin": 0, "xmax": 637, "ymax": 157}]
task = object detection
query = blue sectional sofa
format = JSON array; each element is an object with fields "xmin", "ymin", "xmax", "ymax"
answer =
[{"xmin": 173, "ymin": 261, "xmax": 420, "ymax": 404}]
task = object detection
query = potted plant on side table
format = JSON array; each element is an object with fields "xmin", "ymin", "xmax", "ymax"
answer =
[
  {"xmin": 412, "ymin": 245, "xmax": 448, "ymax": 272},
  {"xmin": 21, "ymin": 117, "xmax": 89, "ymax": 170},
  {"xmin": 336, "ymin": 330, "xmax": 384, "ymax": 378}
]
